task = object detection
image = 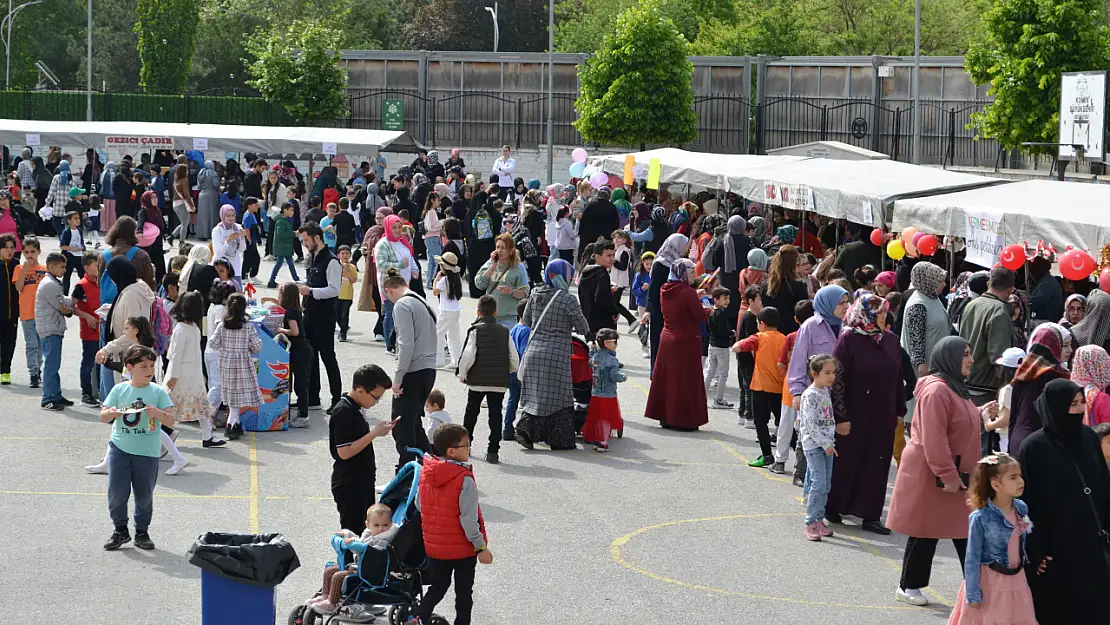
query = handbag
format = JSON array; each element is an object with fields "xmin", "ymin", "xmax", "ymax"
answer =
[
  {"xmin": 516, "ymin": 290, "xmax": 561, "ymax": 380},
  {"xmin": 1050, "ymin": 438, "xmax": 1110, "ymax": 571}
]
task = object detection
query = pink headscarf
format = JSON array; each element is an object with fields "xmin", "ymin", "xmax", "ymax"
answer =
[
  {"xmin": 219, "ymin": 204, "xmax": 239, "ymax": 230},
  {"xmin": 383, "ymin": 214, "xmax": 413, "ymax": 256}
]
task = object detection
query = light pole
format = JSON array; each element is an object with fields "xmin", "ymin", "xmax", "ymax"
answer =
[
  {"xmin": 86, "ymin": 0, "xmax": 91, "ymax": 120},
  {"xmin": 484, "ymin": 2, "xmax": 498, "ymax": 52},
  {"xmin": 2, "ymin": 0, "xmax": 42, "ymax": 88},
  {"xmin": 911, "ymin": 0, "xmax": 921, "ymax": 164},
  {"xmin": 546, "ymin": 0, "xmax": 554, "ymax": 185}
]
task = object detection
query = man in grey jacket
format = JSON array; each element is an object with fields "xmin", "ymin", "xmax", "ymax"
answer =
[
  {"xmin": 958, "ymin": 266, "xmax": 1015, "ymax": 454},
  {"xmin": 36, "ymin": 252, "xmax": 73, "ymax": 410},
  {"xmin": 382, "ymin": 271, "xmax": 438, "ymax": 471}
]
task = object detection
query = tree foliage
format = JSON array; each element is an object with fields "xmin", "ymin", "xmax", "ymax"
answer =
[
  {"xmin": 404, "ymin": 0, "xmax": 547, "ymax": 52},
  {"xmin": 574, "ymin": 1, "xmax": 697, "ymax": 145},
  {"xmin": 135, "ymin": 0, "xmax": 199, "ymax": 91},
  {"xmin": 965, "ymin": 0, "xmax": 1110, "ymax": 152},
  {"xmin": 244, "ymin": 20, "xmax": 348, "ymax": 123},
  {"xmin": 556, "ymin": 0, "xmax": 732, "ymax": 52}
]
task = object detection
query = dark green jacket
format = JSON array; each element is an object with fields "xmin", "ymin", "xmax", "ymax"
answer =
[{"xmin": 273, "ymin": 217, "xmax": 296, "ymax": 258}]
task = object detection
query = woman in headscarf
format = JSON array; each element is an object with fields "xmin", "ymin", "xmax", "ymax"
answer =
[
  {"xmin": 113, "ymin": 163, "xmax": 136, "ymax": 221},
  {"xmin": 787, "ymin": 283, "xmax": 849, "ymax": 406},
  {"xmin": 425, "ymin": 150, "xmax": 445, "ymax": 182},
  {"xmin": 464, "ymin": 187, "xmax": 500, "ymax": 298},
  {"xmin": 1008, "ymin": 323, "xmax": 1072, "ymax": 454},
  {"xmin": 357, "ymin": 206, "xmax": 393, "ymax": 335},
  {"xmin": 900, "ymin": 262, "xmax": 950, "ymax": 378},
  {"xmin": 747, "ymin": 215, "xmax": 769, "ymax": 249},
  {"xmin": 887, "ymin": 336, "xmax": 985, "ymax": 608},
  {"xmin": 1010, "ymin": 292, "xmax": 1030, "ymax": 350},
  {"xmin": 135, "ymin": 190, "xmax": 166, "ymax": 284},
  {"xmin": 514, "ymin": 258, "xmax": 590, "ymax": 451},
  {"xmin": 825, "ymin": 293, "xmax": 905, "ymax": 534},
  {"xmin": 647, "ymin": 233, "xmax": 689, "ymax": 370},
  {"xmin": 1061, "ymin": 293, "xmax": 1088, "ymax": 328},
  {"xmin": 645, "ymin": 258, "xmax": 711, "ymax": 431},
  {"xmin": 767, "ymin": 224, "xmax": 799, "ymax": 253},
  {"xmin": 712, "ymin": 214, "xmax": 751, "ymax": 328},
  {"xmin": 948, "ymin": 270, "xmax": 989, "ymax": 330},
  {"xmin": 211, "ymin": 204, "xmax": 246, "ymax": 281},
  {"xmin": 1073, "ymin": 345, "xmax": 1110, "ymax": 427},
  {"xmin": 103, "ymin": 255, "xmax": 155, "ymax": 343},
  {"xmin": 374, "ymin": 214, "xmax": 416, "ymax": 351},
  {"xmin": 611, "ymin": 187, "xmax": 633, "ymax": 229},
  {"xmin": 180, "ymin": 245, "xmax": 214, "ymax": 300},
  {"xmin": 43, "ymin": 160, "xmax": 79, "ymax": 235},
  {"xmin": 624, "ymin": 205, "xmax": 672, "ymax": 257},
  {"xmin": 195, "ymin": 161, "xmax": 221, "ymax": 239},
  {"xmin": 452, "ymin": 183, "xmax": 473, "ymax": 221},
  {"xmin": 1072, "ymin": 289, "xmax": 1110, "ymax": 353},
  {"xmin": 31, "ymin": 156, "xmax": 52, "ymax": 217},
  {"xmin": 1017, "ymin": 378, "xmax": 1110, "ymax": 625},
  {"xmin": 98, "ymin": 161, "xmax": 117, "ymax": 230}
]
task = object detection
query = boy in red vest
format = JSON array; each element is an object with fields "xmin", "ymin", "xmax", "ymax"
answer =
[{"xmin": 413, "ymin": 423, "xmax": 493, "ymax": 625}]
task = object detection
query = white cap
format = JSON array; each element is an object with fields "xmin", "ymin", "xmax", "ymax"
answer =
[{"xmin": 995, "ymin": 347, "xmax": 1026, "ymax": 369}]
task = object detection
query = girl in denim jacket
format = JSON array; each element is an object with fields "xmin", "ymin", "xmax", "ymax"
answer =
[
  {"xmin": 581, "ymin": 328, "xmax": 626, "ymax": 452},
  {"xmin": 947, "ymin": 453, "xmax": 1038, "ymax": 625}
]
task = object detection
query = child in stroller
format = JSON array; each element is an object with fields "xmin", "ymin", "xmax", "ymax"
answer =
[
  {"xmin": 571, "ymin": 335, "xmax": 623, "ymax": 439},
  {"xmin": 289, "ymin": 457, "xmax": 449, "ymax": 625}
]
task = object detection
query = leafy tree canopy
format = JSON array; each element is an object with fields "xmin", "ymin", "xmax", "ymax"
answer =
[
  {"xmin": 244, "ymin": 20, "xmax": 348, "ymax": 123},
  {"xmin": 135, "ymin": 0, "xmax": 199, "ymax": 92}
]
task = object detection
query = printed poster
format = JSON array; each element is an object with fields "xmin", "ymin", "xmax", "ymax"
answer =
[{"xmin": 964, "ymin": 210, "xmax": 1005, "ymax": 268}]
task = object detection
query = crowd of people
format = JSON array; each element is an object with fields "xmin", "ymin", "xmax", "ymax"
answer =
[{"xmin": 7, "ymin": 141, "xmax": 1110, "ymax": 623}]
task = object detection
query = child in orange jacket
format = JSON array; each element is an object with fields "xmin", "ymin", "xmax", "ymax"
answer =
[{"xmin": 734, "ymin": 306, "xmax": 787, "ymax": 468}]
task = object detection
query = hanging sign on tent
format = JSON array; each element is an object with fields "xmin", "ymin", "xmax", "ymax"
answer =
[
  {"xmin": 646, "ymin": 158, "xmax": 662, "ymax": 190},
  {"xmin": 763, "ymin": 181, "xmax": 814, "ymax": 212},
  {"xmin": 192, "ymin": 138, "xmax": 208, "ymax": 151},
  {"xmin": 322, "ymin": 142, "xmax": 337, "ymax": 156},
  {"xmin": 632, "ymin": 163, "xmax": 648, "ymax": 180},
  {"xmin": 105, "ymin": 135, "xmax": 174, "ymax": 163},
  {"xmin": 861, "ymin": 201, "xmax": 874, "ymax": 227},
  {"xmin": 623, "ymin": 155, "xmax": 635, "ymax": 185},
  {"xmin": 964, "ymin": 210, "xmax": 1005, "ymax": 268},
  {"xmin": 25, "ymin": 133, "xmax": 39, "ymax": 146}
]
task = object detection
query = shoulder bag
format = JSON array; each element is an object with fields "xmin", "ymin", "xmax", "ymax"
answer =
[
  {"xmin": 1050, "ymin": 437, "xmax": 1110, "ymax": 572},
  {"xmin": 516, "ymin": 290, "xmax": 562, "ymax": 380}
]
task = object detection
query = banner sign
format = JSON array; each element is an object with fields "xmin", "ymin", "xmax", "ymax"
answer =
[
  {"xmin": 763, "ymin": 181, "xmax": 815, "ymax": 212},
  {"xmin": 1059, "ymin": 71, "xmax": 1107, "ymax": 161},
  {"xmin": 382, "ymin": 99, "xmax": 404, "ymax": 131},
  {"xmin": 964, "ymin": 210, "xmax": 1005, "ymax": 268},
  {"xmin": 106, "ymin": 135, "xmax": 174, "ymax": 151}
]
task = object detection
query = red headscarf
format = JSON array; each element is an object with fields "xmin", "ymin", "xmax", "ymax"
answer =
[
  {"xmin": 383, "ymin": 214, "xmax": 413, "ymax": 256},
  {"xmin": 139, "ymin": 190, "xmax": 164, "ymax": 231}
]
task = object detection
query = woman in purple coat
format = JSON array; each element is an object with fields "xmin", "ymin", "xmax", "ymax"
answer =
[{"xmin": 827, "ymin": 293, "xmax": 906, "ymax": 534}]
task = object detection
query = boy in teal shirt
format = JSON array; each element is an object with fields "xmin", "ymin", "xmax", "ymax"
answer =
[
  {"xmin": 100, "ymin": 345, "xmax": 175, "ymax": 551},
  {"xmin": 320, "ymin": 202, "xmax": 339, "ymax": 250}
]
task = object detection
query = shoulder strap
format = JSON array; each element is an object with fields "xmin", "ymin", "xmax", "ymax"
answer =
[
  {"xmin": 402, "ymin": 292, "xmax": 437, "ymax": 323},
  {"xmin": 521, "ymin": 291, "xmax": 561, "ymax": 363},
  {"xmin": 1048, "ymin": 437, "xmax": 1110, "ymax": 545}
]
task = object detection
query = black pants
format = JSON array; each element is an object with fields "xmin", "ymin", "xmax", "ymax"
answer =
[
  {"xmin": 332, "ymin": 480, "xmax": 374, "ymax": 535},
  {"xmin": 391, "ymin": 368, "xmax": 435, "ymax": 471},
  {"xmin": 337, "ymin": 299, "xmax": 352, "ymax": 335},
  {"xmin": 900, "ymin": 536, "xmax": 968, "ymax": 590},
  {"xmin": 242, "ymin": 243, "xmax": 260, "ymax": 279},
  {"xmin": 144, "ymin": 239, "xmax": 166, "ymax": 286},
  {"xmin": 372, "ymin": 286, "xmax": 384, "ymax": 337},
  {"xmin": 0, "ymin": 320, "xmax": 16, "ymax": 375},
  {"xmin": 971, "ymin": 393, "xmax": 998, "ymax": 456},
  {"xmin": 611, "ymin": 287, "xmax": 637, "ymax": 325},
  {"xmin": 752, "ymin": 390, "xmax": 781, "ymax": 460},
  {"xmin": 306, "ymin": 304, "xmax": 341, "ymax": 408},
  {"xmin": 525, "ymin": 256, "xmax": 542, "ymax": 286},
  {"xmin": 265, "ymin": 217, "xmax": 276, "ymax": 257},
  {"xmin": 62, "ymin": 254, "xmax": 84, "ymax": 295},
  {"xmin": 415, "ymin": 556, "xmax": 477, "ymax": 625},
  {"xmin": 289, "ymin": 342, "xmax": 310, "ymax": 419},
  {"xmin": 463, "ymin": 390, "xmax": 504, "ymax": 455}
]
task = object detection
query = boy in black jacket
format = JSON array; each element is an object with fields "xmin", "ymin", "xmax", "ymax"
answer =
[
  {"xmin": 0, "ymin": 233, "xmax": 18, "ymax": 385},
  {"xmin": 704, "ymin": 287, "xmax": 735, "ymax": 409},
  {"xmin": 578, "ymin": 239, "xmax": 618, "ymax": 342}
]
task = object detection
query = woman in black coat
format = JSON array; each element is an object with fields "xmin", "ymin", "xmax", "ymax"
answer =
[
  {"xmin": 1017, "ymin": 378, "xmax": 1110, "ymax": 625},
  {"xmin": 463, "ymin": 190, "xmax": 501, "ymax": 298},
  {"xmin": 758, "ymin": 245, "xmax": 809, "ymax": 335},
  {"xmin": 113, "ymin": 165, "xmax": 136, "ymax": 220}
]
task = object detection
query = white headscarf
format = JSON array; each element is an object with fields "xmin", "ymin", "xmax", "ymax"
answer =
[{"xmin": 655, "ymin": 233, "xmax": 689, "ymax": 268}]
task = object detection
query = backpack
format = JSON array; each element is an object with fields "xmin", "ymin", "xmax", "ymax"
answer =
[
  {"xmin": 512, "ymin": 222, "xmax": 537, "ymax": 259},
  {"xmin": 99, "ymin": 246, "xmax": 139, "ymax": 305},
  {"xmin": 473, "ymin": 208, "xmax": 494, "ymax": 241},
  {"xmin": 150, "ymin": 298, "xmax": 173, "ymax": 355}
]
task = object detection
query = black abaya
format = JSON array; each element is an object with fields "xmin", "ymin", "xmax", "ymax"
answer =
[{"xmin": 647, "ymin": 261, "xmax": 670, "ymax": 374}]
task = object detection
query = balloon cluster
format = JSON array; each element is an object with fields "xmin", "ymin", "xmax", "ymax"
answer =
[{"xmin": 874, "ymin": 228, "xmax": 938, "ymax": 260}]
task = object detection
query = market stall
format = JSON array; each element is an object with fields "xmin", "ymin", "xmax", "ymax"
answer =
[{"xmin": 588, "ymin": 147, "xmax": 806, "ymax": 190}]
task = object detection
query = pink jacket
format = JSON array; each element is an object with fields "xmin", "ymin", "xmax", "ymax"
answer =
[{"xmin": 887, "ymin": 375, "xmax": 981, "ymax": 539}]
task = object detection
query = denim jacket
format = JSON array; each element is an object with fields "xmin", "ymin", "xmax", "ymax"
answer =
[
  {"xmin": 589, "ymin": 346, "xmax": 626, "ymax": 398},
  {"xmin": 964, "ymin": 498, "xmax": 1031, "ymax": 604}
]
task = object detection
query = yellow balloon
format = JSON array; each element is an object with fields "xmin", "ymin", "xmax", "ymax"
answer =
[{"xmin": 887, "ymin": 240, "xmax": 906, "ymax": 260}]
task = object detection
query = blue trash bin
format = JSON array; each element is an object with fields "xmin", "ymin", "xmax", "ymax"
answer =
[
  {"xmin": 201, "ymin": 569, "xmax": 276, "ymax": 625},
  {"xmin": 188, "ymin": 532, "xmax": 300, "ymax": 625}
]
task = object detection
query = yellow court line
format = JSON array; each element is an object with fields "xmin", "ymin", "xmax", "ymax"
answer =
[
  {"xmin": 611, "ymin": 513, "xmax": 922, "ymax": 611},
  {"xmin": 249, "ymin": 432, "xmax": 260, "ymax": 534},
  {"xmin": 0, "ymin": 490, "xmax": 249, "ymax": 500}
]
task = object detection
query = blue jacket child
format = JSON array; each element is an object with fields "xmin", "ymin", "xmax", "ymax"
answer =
[
  {"xmin": 963, "ymin": 497, "xmax": 1031, "ymax": 604},
  {"xmin": 589, "ymin": 344, "xmax": 626, "ymax": 398}
]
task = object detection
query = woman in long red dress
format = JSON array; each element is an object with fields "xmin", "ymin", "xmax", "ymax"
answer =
[{"xmin": 645, "ymin": 258, "xmax": 711, "ymax": 431}]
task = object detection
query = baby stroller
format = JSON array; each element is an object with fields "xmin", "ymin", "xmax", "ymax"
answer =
[
  {"xmin": 570, "ymin": 336, "xmax": 622, "ymax": 439},
  {"xmin": 288, "ymin": 454, "xmax": 449, "ymax": 625}
]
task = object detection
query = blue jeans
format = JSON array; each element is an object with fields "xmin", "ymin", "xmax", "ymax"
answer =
[
  {"xmin": 107, "ymin": 442, "xmax": 159, "ymax": 531},
  {"xmin": 504, "ymin": 372, "xmax": 521, "ymax": 431},
  {"xmin": 20, "ymin": 319, "xmax": 41, "ymax": 379},
  {"xmin": 804, "ymin": 447, "xmax": 835, "ymax": 524},
  {"xmin": 424, "ymin": 237, "xmax": 443, "ymax": 288},
  {"xmin": 268, "ymin": 256, "xmax": 301, "ymax": 284},
  {"xmin": 383, "ymin": 299, "xmax": 395, "ymax": 351},
  {"xmin": 80, "ymin": 339, "xmax": 100, "ymax": 398},
  {"xmin": 40, "ymin": 334, "xmax": 63, "ymax": 403}
]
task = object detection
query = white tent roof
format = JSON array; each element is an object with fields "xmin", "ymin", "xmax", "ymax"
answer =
[
  {"xmin": 588, "ymin": 148, "xmax": 807, "ymax": 190},
  {"xmin": 727, "ymin": 158, "xmax": 1006, "ymax": 228},
  {"xmin": 0, "ymin": 119, "xmax": 422, "ymax": 155},
  {"xmin": 893, "ymin": 180, "xmax": 1110, "ymax": 252}
]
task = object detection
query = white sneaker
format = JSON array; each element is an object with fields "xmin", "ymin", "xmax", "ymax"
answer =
[
  {"xmin": 165, "ymin": 458, "xmax": 190, "ymax": 476},
  {"xmin": 895, "ymin": 587, "xmax": 928, "ymax": 607},
  {"xmin": 373, "ymin": 334, "xmax": 385, "ymax": 342},
  {"xmin": 374, "ymin": 484, "xmax": 387, "ymax": 494},
  {"xmin": 641, "ymin": 347, "xmax": 650, "ymax": 359},
  {"xmin": 85, "ymin": 461, "xmax": 109, "ymax": 474}
]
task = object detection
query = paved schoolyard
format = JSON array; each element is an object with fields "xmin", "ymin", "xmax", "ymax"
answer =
[{"xmin": 0, "ymin": 241, "xmax": 962, "ymax": 624}]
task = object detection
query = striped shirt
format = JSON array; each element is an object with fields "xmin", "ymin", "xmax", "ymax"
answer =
[{"xmin": 17, "ymin": 160, "xmax": 33, "ymax": 188}]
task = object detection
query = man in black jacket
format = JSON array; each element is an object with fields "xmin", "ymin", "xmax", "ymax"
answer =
[
  {"xmin": 242, "ymin": 159, "xmax": 266, "ymax": 200},
  {"xmin": 577, "ymin": 186, "xmax": 619, "ymax": 260},
  {"xmin": 578, "ymin": 239, "xmax": 619, "ymax": 342}
]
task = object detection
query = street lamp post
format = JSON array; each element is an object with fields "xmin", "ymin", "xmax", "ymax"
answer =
[
  {"xmin": 912, "ymin": 0, "xmax": 922, "ymax": 164},
  {"xmin": 546, "ymin": 0, "xmax": 554, "ymax": 185},
  {"xmin": 2, "ymin": 0, "xmax": 43, "ymax": 88},
  {"xmin": 484, "ymin": 3, "xmax": 498, "ymax": 52},
  {"xmin": 86, "ymin": 0, "xmax": 92, "ymax": 121}
]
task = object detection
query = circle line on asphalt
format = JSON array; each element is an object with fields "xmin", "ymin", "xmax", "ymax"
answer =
[{"xmin": 610, "ymin": 513, "xmax": 926, "ymax": 611}]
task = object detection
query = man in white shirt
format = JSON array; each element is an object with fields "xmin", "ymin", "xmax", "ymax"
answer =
[{"xmin": 491, "ymin": 145, "xmax": 515, "ymax": 201}]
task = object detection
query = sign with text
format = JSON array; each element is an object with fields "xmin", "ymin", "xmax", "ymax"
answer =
[
  {"xmin": 382, "ymin": 99, "xmax": 404, "ymax": 131},
  {"xmin": 322, "ymin": 142, "xmax": 337, "ymax": 156},
  {"xmin": 106, "ymin": 135, "xmax": 174, "ymax": 151},
  {"xmin": 192, "ymin": 137, "xmax": 208, "ymax": 151},
  {"xmin": 763, "ymin": 181, "xmax": 814, "ymax": 212},
  {"xmin": 1059, "ymin": 71, "xmax": 1107, "ymax": 160},
  {"xmin": 965, "ymin": 210, "xmax": 1005, "ymax": 268},
  {"xmin": 25, "ymin": 133, "xmax": 39, "ymax": 146}
]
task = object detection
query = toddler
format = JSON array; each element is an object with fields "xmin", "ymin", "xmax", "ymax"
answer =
[
  {"xmin": 425, "ymin": 388, "xmax": 452, "ymax": 441},
  {"xmin": 581, "ymin": 328, "xmax": 626, "ymax": 452},
  {"xmin": 704, "ymin": 286, "xmax": 734, "ymax": 410},
  {"xmin": 337, "ymin": 245, "xmax": 358, "ymax": 342},
  {"xmin": 799, "ymin": 353, "xmax": 838, "ymax": 541},
  {"xmin": 311, "ymin": 503, "xmax": 400, "ymax": 614},
  {"xmin": 632, "ymin": 252, "xmax": 653, "ymax": 358}
]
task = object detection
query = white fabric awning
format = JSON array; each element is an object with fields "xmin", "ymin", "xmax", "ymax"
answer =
[
  {"xmin": 588, "ymin": 148, "xmax": 807, "ymax": 191},
  {"xmin": 0, "ymin": 119, "xmax": 422, "ymax": 155},
  {"xmin": 893, "ymin": 180, "xmax": 1110, "ymax": 252}
]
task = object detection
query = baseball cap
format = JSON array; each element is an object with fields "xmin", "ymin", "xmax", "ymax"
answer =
[{"xmin": 995, "ymin": 347, "xmax": 1026, "ymax": 369}]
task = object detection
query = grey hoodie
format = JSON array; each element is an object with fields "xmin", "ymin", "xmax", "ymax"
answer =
[{"xmin": 34, "ymin": 273, "xmax": 71, "ymax": 337}]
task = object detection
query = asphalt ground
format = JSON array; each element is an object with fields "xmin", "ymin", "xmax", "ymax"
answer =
[{"xmin": 0, "ymin": 239, "xmax": 963, "ymax": 624}]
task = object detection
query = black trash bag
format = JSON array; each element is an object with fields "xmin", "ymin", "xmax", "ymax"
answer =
[{"xmin": 187, "ymin": 532, "xmax": 301, "ymax": 588}]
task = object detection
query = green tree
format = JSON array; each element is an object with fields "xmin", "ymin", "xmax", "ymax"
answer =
[
  {"xmin": 556, "ymin": 0, "xmax": 732, "ymax": 53},
  {"xmin": 965, "ymin": 0, "xmax": 1110, "ymax": 152},
  {"xmin": 244, "ymin": 20, "xmax": 348, "ymax": 123},
  {"xmin": 574, "ymin": 1, "xmax": 697, "ymax": 145},
  {"xmin": 404, "ymin": 0, "xmax": 547, "ymax": 52},
  {"xmin": 689, "ymin": 0, "xmax": 811, "ymax": 56},
  {"xmin": 135, "ymin": 0, "xmax": 199, "ymax": 91}
]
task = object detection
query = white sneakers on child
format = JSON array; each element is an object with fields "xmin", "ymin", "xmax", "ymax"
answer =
[
  {"xmin": 85, "ymin": 461, "xmax": 108, "ymax": 474},
  {"xmin": 895, "ymin": 587, "xmax": 929, "ymax": 606},
  {"xmin": 166, "ymin": 458, "xmax": 189, "ymax": 476}
]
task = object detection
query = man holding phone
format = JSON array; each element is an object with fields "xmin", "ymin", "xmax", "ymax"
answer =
[{"xmin": 330, "ymin": 364, "xmax": 396, "ymax": 534}]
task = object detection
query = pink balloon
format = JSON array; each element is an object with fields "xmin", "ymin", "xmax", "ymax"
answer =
[
  {"xmin": 589, "ymin": 172, "xmax": 608, "ymax": 189},
  {"xmin": 572, "ymin": 148, "xmax": 589, "ymax": 164},
  {"xmin": 607, "ymin": 174, "xmax": 625, "ymax": 189},
  {"xmin": 912, "ymin": 231, "xmax": 926, "ymax": 247},
  {"xmin": 1101, "ymin": 269, "xmax": 1110, "ymax": 292}
]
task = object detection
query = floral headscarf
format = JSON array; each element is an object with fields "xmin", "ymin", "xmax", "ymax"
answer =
[
  {"xmin": 655, "ymin": 233, "xmax": 689, "ymax": 268},
  {"xmin": 844, "ymin": 293, "xmax": 890, "ymax": 343},
  {"xmin": 1014, "ymin": 323, "xmax": 1070, "ymax": 382},
  {"xmin": 1073, "ymin": 345, "xmax": 1110, "ymax": 394},
  {"xmin": 1061, "ymin": 293, "xmax": 1088, "ymax": 328},
  {"xmin": 910, "ymin": 261, "xmax": 946, "ymax": 297},
  {"xmin": 668, "ymin": 258, "xmax": 695, "ymax": 282},
  {"xmin": 427, "ymin": 150, "xmax": 440, "ymax": 165},
  {"xmin": 651, "ymin": 205, "xmax": 666, "ymax": 223},
  {"xmin": 748, "ymin": 216, "xmax": 768, "ymax": 246}
]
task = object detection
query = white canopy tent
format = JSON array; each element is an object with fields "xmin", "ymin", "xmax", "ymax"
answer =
[
  {"xmin": 893, "ymin": 180, "xmax": 1110, "ymax": 253},
  {"xmin": 0, "ymin": 119, "xmax": 422, "ymax": 155},
  {"xmin": 588, "ymin": 148, "xmax": 807, "ymax": 190}
]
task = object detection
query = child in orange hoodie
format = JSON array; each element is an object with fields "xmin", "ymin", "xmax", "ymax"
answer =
[{"xmin": 734, "ymin": 306, "xmax": 787, "ymax": 468}]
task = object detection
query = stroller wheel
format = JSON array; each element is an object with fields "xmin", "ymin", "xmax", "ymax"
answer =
[
  {"xmin": 429, "ymin": 617, "xmax": 450, "ymax": 625},
  {"xmin": 617, "ymin": 427, "xmax": 624, "ymax": 439},
  {"xmin": 388, "ymin": 605, "xmax": 410, "ymax": 625},
  {"xmin": 287, "ymin": 605, "xmax": 305, "ymax": 625}
]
